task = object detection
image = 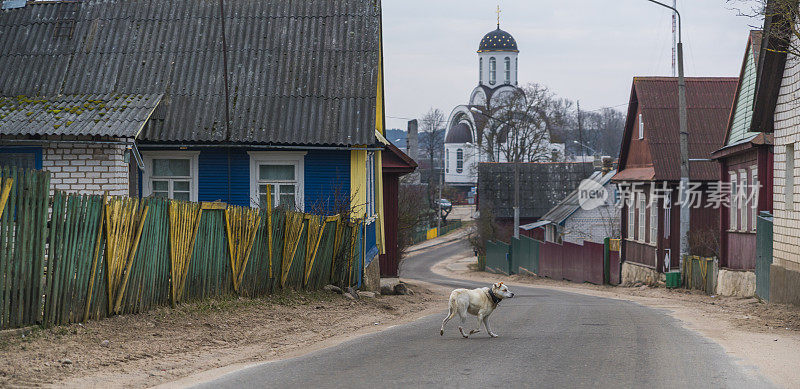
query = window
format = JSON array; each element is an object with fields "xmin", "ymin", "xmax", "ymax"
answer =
[
  {"xmin": 638, "ymin": 192, "xmax": 646, "ymax": 241},
  {"xmin": 479, "ymin": 57, "xmax": 483, "ymax": 84},
  {"xmin": 751, "ymin": 166, "xmax": 758, "ymax": 232},
  {"xmin": 638, "ymin": 113, "xmax": 644, "ymax": 139},
  {"xmin": 504, "ymin": 57, "xmax": 511, "ymax": 84},
  {"xmin": 445, "ymin": 149, "xmax": 450, "ymax": 173},
  {"xmin": 650, "ymin": 195, "xmax": 658, "ymax": 244},
  {"xmin": 627, "ymin": 194, "xmax": 635, "ymax": 240},
  {"xmin": 0, "ymin": 147, "xmax": 41, "ymax": 169},
  {"xmin": 489, "ymin": 57, "xmax": 496, "ymax": 85},
  {"xmin": 366, "ymin": 151, "xmax": 377, "ymax": 217},
  {"xmin": 248, "ymin": 151, "xmax": 306, "ymax": 210},
  {"xmin": 515, "ymin": 57, "xmax": 518, "ymax": 85},
  {"xmin": 729, "ymin": 171, "xmax": 738, "ymax": 231},
  {"xmin": 456, "ymin": 148, "xmax": 463, "ymax": 174},
  {"xmin": 786, "ymin": 143, "xmax": 795, "ymax": 210},
  {"xmin": 739, "ymin": 169, "xmax": 747, "ymax": 231},
  {"xmin": 142, "ymin": 151, "xmax": 199, "ymax": 202}
]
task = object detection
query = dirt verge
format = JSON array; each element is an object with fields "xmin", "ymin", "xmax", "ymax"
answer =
[
  {"xmin": 0, "ymin": 284, "xmax": 440, "ymax": 388},
  {"xmin": 433, "ymin": 252, "xmax": 800, "ymax": 388}
]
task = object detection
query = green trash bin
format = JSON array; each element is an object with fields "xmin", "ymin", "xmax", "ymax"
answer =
[{"xmin": 665, "ymin": 271, "xmax": 681, "ymax": 288}]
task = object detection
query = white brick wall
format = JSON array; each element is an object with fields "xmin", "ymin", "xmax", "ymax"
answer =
[
  {"xmin": 773, "ymin": 28, "xmax": 800, "ymax": 270},
  {"xmin": 42, "ymin": 138, "xmax": 131, "ymax": 197}
]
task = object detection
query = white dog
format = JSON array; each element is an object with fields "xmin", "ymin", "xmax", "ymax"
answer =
[{"xmin": 440, "ymin": 282, "xmax": 514, "ymax": 338}]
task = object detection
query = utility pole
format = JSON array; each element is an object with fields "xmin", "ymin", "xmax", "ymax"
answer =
[
  {"xmin": 645, "ymin": 0, "xmax": 689, "ymax": 270},
  {"xmin": 513, "ymin": 114, "xmax": 520, "ymax": 239},
  {"xmin": 577, "ymin": 101, "xmax": 588, "ymax": 176},
  {"xmin": 437, "ymin": 151, "xmax": 443, "ymax": 232},
  {"xmin": 671, "ymin": 0, "xmax": 677, "ymax": 77}
]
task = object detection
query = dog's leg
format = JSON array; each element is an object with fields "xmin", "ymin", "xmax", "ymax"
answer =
[
  {"xmin": 440, "ymin": 306, "xmax": 456, "ymax": 336},
  {"xmin": 483, "ymin": 316, "xmax": 498, "ymax": 338},
  {"xmin": 468, "ymin": 313, "xmax": 483, "ymax": 335},
  {"xmin": 457, "ymin": 309, "xmax": 469, "ymax": 338}
]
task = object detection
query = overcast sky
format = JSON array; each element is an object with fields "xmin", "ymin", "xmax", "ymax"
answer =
[{"xmin": 382, "ymin": 0, "xmax": 760, "ymax": 131}]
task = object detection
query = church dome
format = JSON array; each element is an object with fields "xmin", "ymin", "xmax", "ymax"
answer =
[
  {"xmin": 478, "ymin": 27, "xmax": 518, "ymax": 53},
  {"xmin": 446, "ymin": 123, "xmax": 473, "ymax": 144}
]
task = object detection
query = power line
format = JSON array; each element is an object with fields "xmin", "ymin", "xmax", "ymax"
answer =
[{"xmin": 386, "ymin": 102, "xmax": 629, "ymax": 124}]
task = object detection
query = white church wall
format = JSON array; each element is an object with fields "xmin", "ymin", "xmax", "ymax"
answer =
[
  {"xmin": 479, "ymin": 52, "xmax": 517, "ymax": 87},
  {"xmin": 444, "ymin": 143, "xmax": 479, "ymax": 185}
]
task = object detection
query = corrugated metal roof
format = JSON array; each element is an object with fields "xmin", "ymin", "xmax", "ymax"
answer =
[
  {"xmin": 620, "ymin": 77, "xmax": 737, "ymax": 182},
  {"xmin": 0, "ymin": 0, "xmax": 381, "ymax": 145},
  {"xmin": 0, "ymin": 93, "xmax": 161, "ymax": 137},
  {"xmin": 540, "ymin": 170, "xmax": 616, "ymax": 225}
]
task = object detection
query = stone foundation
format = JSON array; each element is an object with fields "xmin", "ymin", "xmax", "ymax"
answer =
[
  {"xmin": 770, "ymin": 264, "xmax": 800, "ymax": 306},
  {"xmin": 362, "ymin": 254, "xmax": 380, "ymax": 292},
  {"xmin": 621, "ymin": 262, "xmax": 662, "ymax": 286},
  {"xmin": 715, "ymin": 269, "xmax": 755, "ymax": 297}
]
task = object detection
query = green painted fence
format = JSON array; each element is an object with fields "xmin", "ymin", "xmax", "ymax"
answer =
[
  {"xmin": 511, "ymin": 236, "xmax": 539, "ymax": 275},
  {"xmin": 0, "ymin": 167, "xmax": 365, "ymax": 330},
  {"xmin": 0, "ymin": 166, "xmax": 49, "ymax": 330},
  {"xmin": 485, "ymin": 240, "xmax": 511, "ymax": 274}
]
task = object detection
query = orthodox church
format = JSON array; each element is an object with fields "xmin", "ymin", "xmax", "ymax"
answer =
[{"xmin": 443, "ymin": 17, "xmax": 565, "ymax": 190}]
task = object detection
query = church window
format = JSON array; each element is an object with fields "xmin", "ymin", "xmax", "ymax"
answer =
[
  {"xmin": 515, "ymin": 57, "xmax": 518, "ymax": 85},
  {"xmin": 504, "ymin": 57, "xmax": 510, "ymax": 84},
  {"xmin": 489, "ymin": 57, "xmax": 496, "ymax": 85},
  {"xmin": 479, "ymin": 58, "xmax": 483, "ymax": 84},
  {"xmin": 456, "ymin": 149, "xmax": 464, "ymax": 173},
  {"xmin": 445, "ymin": 149, "xmax": 450, "ymax": 173}
]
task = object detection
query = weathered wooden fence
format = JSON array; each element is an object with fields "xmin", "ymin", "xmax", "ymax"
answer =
[{"xmin": 0, "ymin": 166, "xmax": 363, "ymax": 330}]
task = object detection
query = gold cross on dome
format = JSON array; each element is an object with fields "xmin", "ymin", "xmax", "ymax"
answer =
[{"xmin": 496, "ymin": 5, "xmax": 501, "ymax": 28}]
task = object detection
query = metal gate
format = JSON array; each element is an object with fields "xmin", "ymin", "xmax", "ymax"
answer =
[{"xmin": 755, "ymin": 212, "xmax": 773, "ymax": 301}]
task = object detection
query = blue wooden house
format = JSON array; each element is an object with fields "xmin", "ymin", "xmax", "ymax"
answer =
[{"xmin": 0, "ymin": 0, "xmax": 389, "ymax": 271}]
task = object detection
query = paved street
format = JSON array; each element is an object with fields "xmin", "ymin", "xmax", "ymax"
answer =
[{"xmin": 194, "ymin": 239, "xmax": 772, "ymax": 389}]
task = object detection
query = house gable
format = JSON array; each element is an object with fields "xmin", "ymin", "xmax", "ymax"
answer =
[{"xmin": 726, "ymin": 31, "xmax": 763, "ymax": 146}]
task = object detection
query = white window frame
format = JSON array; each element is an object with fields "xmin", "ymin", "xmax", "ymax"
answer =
[
  {"xmin": 456, "ymin": 148, "xmax": 464, "ymax": 174},
  {"xmin": 479, "ymin": 57, "xmax": 483, "ymax": 84},
  {"xmin": 248, "ymin": 151, "xmax": 306, "ymax": 211},
  {"xmin": 638, "ymin": 192, "xmax": 646, "ymax": 242},
  {"xmin": 649, "ymin": 194, "xmax": 658, "ymax": 245},
  {"xmin": 738, "ymin": 169, "xmax": 747, "ymax": 232},
  {"xmin": 751, "ymin": 165, "xmax": 758, "ymax": 232},
  {"xmin": 489, "ymin": 57, "xmax": 496, "ymax": 85},
  {"xmin": 141, "ymin": 151, "xmax": 200, "ymax": 202},
  {"xmin": 729, "ymin": 171, "xmax": 738, "ymax": 231},
  {"xmin": 638, "ymin": 113, "xmax": 644, "ymax": 139},
  {"xmin": 627, "ymin": 193, "xmax": 636, "ymax": 240},
  {"xmin": 504, "ymin": 57, "xmax": 511, "ymax": 84},
  {"xmin": 366, "ymin": 151, "xmax": 377, "ymax": 218}
]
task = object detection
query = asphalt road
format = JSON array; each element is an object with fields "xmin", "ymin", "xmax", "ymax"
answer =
[{"xmin": 194, "ymin": 239, "xmax": 773, "ymax": 389}]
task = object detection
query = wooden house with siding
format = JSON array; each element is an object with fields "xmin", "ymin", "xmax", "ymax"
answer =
[
  {"xmin": 613, "ymin": 77, "xmax": 737, "ymax": 283},
  {"xmin": 711, "ymin": 31, "xmax": 774, "ymax": 277},
  {"xmin": 0, "ymin": 0, "xmax": 392, "ymax": 285}
]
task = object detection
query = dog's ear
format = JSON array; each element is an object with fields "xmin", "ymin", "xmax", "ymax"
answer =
[{"xmin": 499, "ymin": 281, "xmax": 504, "ymax": 285}]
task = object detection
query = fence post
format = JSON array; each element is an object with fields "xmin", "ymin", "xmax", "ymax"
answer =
[{"xmin": 603, "ymin": 238, "xmax": 610, "ymax": 285}]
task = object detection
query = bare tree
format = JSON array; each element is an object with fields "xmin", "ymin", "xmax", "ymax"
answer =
[
  {"xmin": 729, "ymin": 0, "xmax": 799, "ymax": 57},
  {"xmin": 476, "ymin": 83, "xmax": 569, "ymax": 163},
  {"xmin": 419, "ymin": 108, "xmax": 446, "ymax": 207}
]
